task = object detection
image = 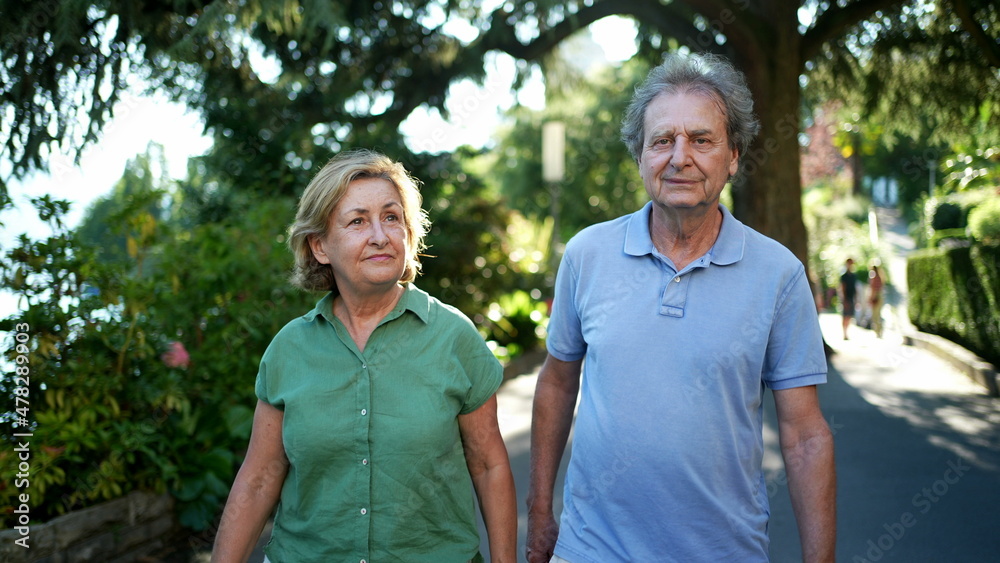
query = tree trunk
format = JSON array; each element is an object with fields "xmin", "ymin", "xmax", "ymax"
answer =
[{"xmin": 729, "ymin": 3, "xmax": 810, "ymax": 268}]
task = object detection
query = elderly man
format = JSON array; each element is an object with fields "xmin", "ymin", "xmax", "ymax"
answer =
[{"xmin": 526, "ymin": 53, "xmax": 836, "ymax": 563}]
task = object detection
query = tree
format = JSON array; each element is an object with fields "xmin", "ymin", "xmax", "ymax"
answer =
[
  {"xmin": 489, "ymin": 59, "xmax": 650, "ymax": 244},
  {"xmin": 3, "ymin": 0, "xmax": 998, "ymax": 264}
]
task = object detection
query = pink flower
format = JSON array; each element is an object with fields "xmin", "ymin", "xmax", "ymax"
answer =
[{"xmin": 162, "ymin": 341, "xmax": 190, "ymax": 369}]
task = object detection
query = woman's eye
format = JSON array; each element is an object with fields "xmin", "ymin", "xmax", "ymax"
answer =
[
  {"xmin": 350, "ymin": 218, "xmax": 364, "ymax": 225},
  {"xmin": 385, "ymin": 214, "xmax": 399, "ymax": 222}
]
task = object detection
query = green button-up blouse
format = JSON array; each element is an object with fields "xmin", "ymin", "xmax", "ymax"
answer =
[{"xmin": 255, "ymin": 284, "xmax": 502, "ymax": 563}]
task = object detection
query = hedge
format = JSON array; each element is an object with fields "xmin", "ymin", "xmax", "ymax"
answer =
[{"xmin": 908, "ymin": 244, "xmax": 1000, "ymax": 366}]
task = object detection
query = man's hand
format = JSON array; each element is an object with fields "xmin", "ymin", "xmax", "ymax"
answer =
[{"xmin": 526, "ymin": 512, "xmax": 560, "ymax": 563}]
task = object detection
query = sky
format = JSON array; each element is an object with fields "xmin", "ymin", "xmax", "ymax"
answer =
[{"xmin": 0, "ymin": 16, "xmax": 638, "ymax": 318}]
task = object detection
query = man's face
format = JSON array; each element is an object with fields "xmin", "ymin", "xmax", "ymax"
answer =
[{"xmin": 637, "ymin": 90, "xmax": 739, "ymax": 212}]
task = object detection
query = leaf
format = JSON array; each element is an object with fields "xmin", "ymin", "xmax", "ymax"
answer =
[{"xmin": 224, "ymin": 404, "xmax": 254, "ymax": 440}]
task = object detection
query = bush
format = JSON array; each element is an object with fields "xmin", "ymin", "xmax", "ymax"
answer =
[
  {"xmin": 922, "ymin": 189, "xmax": 996, "ymax": 248},
  {"xmin": 0, "ymin": 195, "xmax": 314, "ymax": 530},
  {"xmin": 968, "ymin": 197, "xmax": 1000, "ymax": 244},
  {"xmin": 908, "ymin": 244, "xmax": 1000, "ymax": 366},
  {"xmin": 931, "ymin": 201, "xmax": 965, "ymax": 230}
]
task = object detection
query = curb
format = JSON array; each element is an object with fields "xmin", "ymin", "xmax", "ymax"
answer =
[{"xmin": 903, "ymin": 330, "xmax": 999, "ymax": 397}]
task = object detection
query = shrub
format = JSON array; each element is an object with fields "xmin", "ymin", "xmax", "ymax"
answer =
[
  {"xmin": 908, "ymin": 244, "xmax": 1000, "ymax": 366},
  {"xmin": 0, "ymin": 196, "xmax": 313, "ymax": 530},
  {"xmin": 968, "ymin": 197, "xmax": 1000, "ymax": 244}
]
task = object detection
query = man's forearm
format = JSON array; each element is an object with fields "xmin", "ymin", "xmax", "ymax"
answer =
[
  {"xmin": 527, "ymin": 357, "xmax": 580, "ymax": 514},
  {"xmin": 784, "ymin": 428, "xmax": 836, "ymax": 562}
]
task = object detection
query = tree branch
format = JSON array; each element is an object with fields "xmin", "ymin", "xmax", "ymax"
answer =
[
  {"xmin": 801, "ymin": 0, "xmax": 906, "ymax": 63},
  {"xmin": 480, "ymin": 0, "xmax": 754, "ymax": 62},
  {"xmin": 952, "ymin": 0, "xmax": 1000, "ymax": 68}
]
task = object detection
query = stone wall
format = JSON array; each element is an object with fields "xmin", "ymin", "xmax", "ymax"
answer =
[{"xmin": 0, "ymin": 491, "xmax": 178, "ymax": 563}]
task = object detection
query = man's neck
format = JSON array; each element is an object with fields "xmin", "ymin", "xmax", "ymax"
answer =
[{"xmin": 648, "ymin": 204, "xmax": 723, "ymax": 271}]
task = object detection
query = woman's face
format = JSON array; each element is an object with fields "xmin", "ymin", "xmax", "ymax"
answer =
[{"xmin": 309, "ymin": 177, "xmax": 409, "ymax": 296}]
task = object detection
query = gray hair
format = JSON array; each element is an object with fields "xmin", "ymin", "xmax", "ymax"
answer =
[
  {"xmin": 621, "ymin": 52, "xmax": 760, "ymax": 179},
  {"xmin": 288, "ymin": 149, "xmax": 430, "ymax": 293}
]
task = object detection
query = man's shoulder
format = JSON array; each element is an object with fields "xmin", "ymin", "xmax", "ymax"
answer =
[
  {"xmin": 737, "ymin": 222, "xmax": 803, "ymax": 270},
  {"xmin": 565, "ymin": 212, "xmax": 634, "ymax": 253}
]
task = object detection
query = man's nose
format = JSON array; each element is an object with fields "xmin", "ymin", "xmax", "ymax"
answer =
[{"xmin": 670, "ymin": 137, "xmax": 693, "ymax": 168}]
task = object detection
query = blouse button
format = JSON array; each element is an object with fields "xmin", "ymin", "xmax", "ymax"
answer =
[
  {"xmin": 362, "ymin": 458, "xmax": 369, "ymax": 465},
  {"xmin": 360, "ymin": 507, "xmax": 368, "ymax": 515},
  {"xmin": 361, "ymin": 408, "xmax": 367, "ymax": 416}
]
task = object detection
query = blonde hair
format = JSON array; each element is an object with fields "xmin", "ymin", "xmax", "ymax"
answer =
[{"xmin": 288, "ymin": 149, "xmax": 430, "ymax": 293}]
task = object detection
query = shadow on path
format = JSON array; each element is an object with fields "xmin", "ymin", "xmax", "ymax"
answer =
[{"xmin": 765, "ymin": 317, "xmax": 1000, "ymax": 563}]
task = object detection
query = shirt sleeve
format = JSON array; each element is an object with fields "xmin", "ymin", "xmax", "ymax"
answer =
[
  {"xmin": 254, "ymin": 339, "xmax": 285, "ymax": 409},
  {"xmin": 456, "ymin": 322, "xmax": 504, "ymax": 415},
  {"xmin": 546, "ymin": 248, "xmax": 587, "ymax": 361},
  {"xmin": 764, "ymin": 266, "xmax": 828, "ymax": 390}
]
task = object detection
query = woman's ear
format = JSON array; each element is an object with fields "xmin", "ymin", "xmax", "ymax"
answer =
[{"xmin": 309, "ymin": 235, "xmax": 331, "ymax": 265}]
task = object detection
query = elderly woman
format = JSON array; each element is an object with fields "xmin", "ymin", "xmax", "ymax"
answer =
[{"xmin": 212, "ymin": 149, "xmax": 517, "ymax": 563}]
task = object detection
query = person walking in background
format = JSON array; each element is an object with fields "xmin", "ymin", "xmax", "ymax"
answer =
[
  {"xmin": 868, "ymin": 263, "xmax": 884, "ymax": 337},
  {"xmin": 840, "ymin": 258, "xmax": 858, "ymax": 340},
  {"xmin": 526, "ymin": 52, "xmax": 836, "ymax": 563},
  {"xmin": 212, "ymin": 149, "xmax": 517, "ymax": 563}
]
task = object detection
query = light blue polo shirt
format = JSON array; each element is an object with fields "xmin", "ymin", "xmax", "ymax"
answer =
[{"xmin": 546, "ymin": 202, "xmax": 827, "ymax": 563}]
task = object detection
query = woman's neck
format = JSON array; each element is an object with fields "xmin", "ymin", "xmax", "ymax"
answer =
[{"xmin": 333, "ymin": 284, "xmax": 405, "ymax": 352}]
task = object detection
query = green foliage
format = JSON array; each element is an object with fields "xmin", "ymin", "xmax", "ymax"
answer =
[
  {"xmin": 941, "ymin": 146, "xmax": 1000, "ymax": 193},
  {"xmin": 488, "ymin": 60, "xmax": 649, "ymax": 246},
  {"xmin": 931, "ymin": 201, "xmax": 965, "ymax": 231},
  {"xmin": 407, "ymin": 150, "xmax": 528, "ymax": 319},
  {"xmin": 908, "ymin": 244, "xmax": 1000, "ymax": 366},
  {"xmin": 484, "ymin": 290, "xmax": 550, "ymax": 363},
  {"xmin": 806, "ymin": 1, "xmax": 1000, "ymax": 152},
  {"xmin": 802, "ymin": 184, "xmax": 881, "ymax": 296},
  {"xmin": 0, "ymin": 187, "xmax": 315, "ymax": 530},
  {"xmin": 968, "ymin": 197, "xmax": 1000, "ymax": 244},
  {"xmin": 921, "ymin": 189, "xmax": 996, "ymax": 247}
]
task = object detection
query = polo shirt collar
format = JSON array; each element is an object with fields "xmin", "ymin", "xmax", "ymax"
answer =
[
  {"xmin": 303, "ymin": 283, "xmax": 431, "ymax": 325},
  {"xmin": 623, "ymin": 201, "xmax": 745, "ymax": 265}
]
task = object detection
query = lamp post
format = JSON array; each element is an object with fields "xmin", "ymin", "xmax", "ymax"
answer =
[{"xmin": 542, "ymin": 121, "xmax": 565, "ymax": 273}]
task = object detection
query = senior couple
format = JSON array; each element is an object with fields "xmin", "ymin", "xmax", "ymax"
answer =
[{"xmin": 212, "ymin": 53, "xmax": 835, "ymax": 563}]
